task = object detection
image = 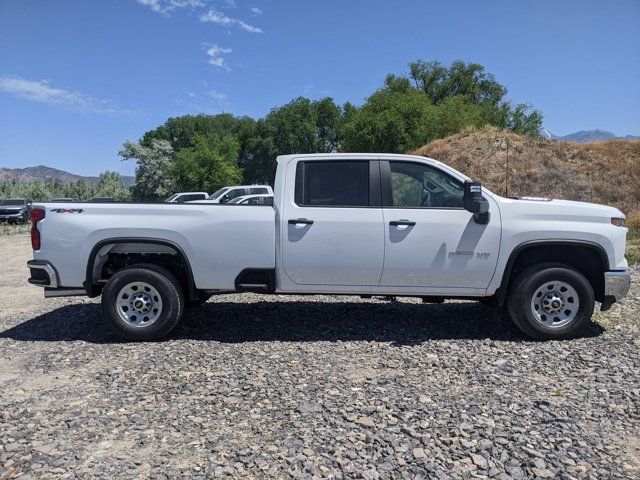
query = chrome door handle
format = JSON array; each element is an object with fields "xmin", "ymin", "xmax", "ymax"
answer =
[{"xmin": 389, "ymin": 220, "xmax": 416, "ymax": 226}]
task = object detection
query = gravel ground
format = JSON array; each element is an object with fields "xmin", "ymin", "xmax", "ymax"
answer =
[{"xmin": 1, "ymin": 235, "xmax": 639, "ymax": 479}]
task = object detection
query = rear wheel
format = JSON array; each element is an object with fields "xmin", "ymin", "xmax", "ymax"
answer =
[
  {"xmin": 101, "ymin": 264, "xmax": 184, "ymax": 341},
  {"xmin": 507, "ymin": 263, "xmax": 594, "ymax": 340}
]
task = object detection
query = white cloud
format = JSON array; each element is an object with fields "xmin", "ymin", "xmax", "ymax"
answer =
[
  {"xmin": 225, "ymin": 0, "xmax": 237, "ymax": 8},
  {"xmin": 136, "ymin": 0, "xmax": 204, "ymax": 15},
  {"xmin": 0, "ymin": 75, "xmax": 135, "ymax": 116},
  {"xmin": 205, "ymin": 44, "xmax": 232, "ymax": 69},
  {"xmin": 200, "ymin": 8, "xmax": 263, "ymax": 33},
  {"xmin": 207, "ymin": 90, "xmax": 227, "ymax": 101},
  {"xmin": 176, "ymin": 89, "xmax": 228, "ymax": 113},
  {"xmin": 250, "ymin": 6, "xmax": 262, "ymax": 16}
]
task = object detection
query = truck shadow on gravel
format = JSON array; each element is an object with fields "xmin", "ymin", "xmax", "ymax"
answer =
[{"xmin": 0, "ymin": 300, "xmax": 604, "ymax": 344}]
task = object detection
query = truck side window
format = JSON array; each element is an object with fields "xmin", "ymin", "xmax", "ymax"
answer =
[
  {"xmin": 389, "ymin": 161, "xmax": 464, "ymax": 208},
  {"xmin": 226, "ymin": 188, "xmax": 246, "ymax": 201},
  {"xmin": 296, "ymin": 161, "xmax": 369, "ymax": 207},
  {"xmin": 250, "ymin": 187, "xmax": 268, "ymax": 194}
]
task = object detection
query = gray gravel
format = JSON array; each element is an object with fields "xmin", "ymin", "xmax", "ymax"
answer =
[{"xmin": 1, "ymin": 239, "xmax": 639, "ymax": 478}]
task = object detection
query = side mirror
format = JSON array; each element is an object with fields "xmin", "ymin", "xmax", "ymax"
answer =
[
  {"xmin": 463, "ymin": 180, "xmax": 490, "ymax": 224},
  {"xmin": 220, "ymin": 195, "xmax": 229, "ymax": 204}
]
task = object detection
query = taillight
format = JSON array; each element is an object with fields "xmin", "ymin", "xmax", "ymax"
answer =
[
  {"xmin": 611, "ymin": 217, "xmax": 625, "ymax": 227},
  {"xmin": 30, "ymin": 209, "xmax": 45, "ymax": 250}
]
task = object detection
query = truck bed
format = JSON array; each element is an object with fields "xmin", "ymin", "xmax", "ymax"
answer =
[{"xmin": 33, "ymin": 203, "xmax": 276, "ymax": 290}]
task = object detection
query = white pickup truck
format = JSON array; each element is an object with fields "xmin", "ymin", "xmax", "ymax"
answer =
[{"xmin": 27, "ymin": 153, "xmax": 630, "ymax": 341}]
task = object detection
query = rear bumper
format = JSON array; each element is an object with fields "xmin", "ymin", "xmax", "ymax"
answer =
[
  {"xmin": 27, "ymin": 260, "xmax": 59, "ymax": 288},
  {"xmin": 27, "ymin": 260, "xmax": 88, "ymax": 297},
  {"xmin": 601, "ymin": 270, "xmax": 631, "ymax": 310}
]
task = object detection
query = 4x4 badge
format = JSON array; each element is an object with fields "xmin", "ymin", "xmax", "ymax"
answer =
[{"xmin": 51, "ymin": 208, "xmax": 84, "ymax": 213}]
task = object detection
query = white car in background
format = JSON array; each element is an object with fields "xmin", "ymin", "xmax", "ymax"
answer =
[
  {"xmin": 165, "ymin": 192, "xmax": 208, "ymax": 203},
  {"xmin": 195, "ymin": 185, "xmax": 273, "ymax": 204},
  {"xmin": 229, "ymin": 194, "xmax": 274, "ymax": 205}
]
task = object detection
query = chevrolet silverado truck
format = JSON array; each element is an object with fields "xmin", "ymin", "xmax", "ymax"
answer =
[
  {"xmin": 27, "ymin": 153, "xmax": 631, "ymax": 341},
  {"xmin": 0, "ymin": 198, "xmax": 32, "ymax": 223}
]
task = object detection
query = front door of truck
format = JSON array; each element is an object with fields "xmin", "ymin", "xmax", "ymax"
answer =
[
  {"xmin": 281, "ymin": 159, "xmax": 384, "ymax": 286},
  {"xmin": 379, "ymin": 160, "xmax": 500, "ymax": 290}
]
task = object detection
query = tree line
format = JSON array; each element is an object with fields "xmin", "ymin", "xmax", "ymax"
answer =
[
  {"xmin": 0, "ymin": 171, "xmax": 131, "ymax": 202},
  {"xmin": 122, "ymin": 59, "xmax": 543, "ymax": 201}
]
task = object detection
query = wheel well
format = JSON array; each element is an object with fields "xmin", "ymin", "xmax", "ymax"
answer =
[
  {"xmin": 498, "ymin": 243, "xmax": 606, "ymax": 304},
  {"xmin": 85, "ymin": 239, "xmax": 197, "ymax": 300}
]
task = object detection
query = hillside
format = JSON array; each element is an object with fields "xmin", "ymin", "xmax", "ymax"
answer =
[
  {"xmin": 0, "ymin": 165, "xmax": 135, "ymax": 187},
  {"xmin": 411, "ymin": 126, "xmax": 640, "ymax": 226},
  {"xmin": 546, "ymin": 129, "xmax": 639, "ymax": 143}
]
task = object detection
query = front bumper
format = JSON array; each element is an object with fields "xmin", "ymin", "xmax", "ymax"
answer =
[
  {"xmin": 601, "ymin": 270, "xmax": 631, "ymax": 310},
  {"xmin": 0, "ymin": 212, "xmax": 25, "ymax": 220}
]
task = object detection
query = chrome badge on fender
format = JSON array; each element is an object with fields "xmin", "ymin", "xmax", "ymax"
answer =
[{"xmin": 448, "ymin": 251, "xmax": 491, "ymax": 258}]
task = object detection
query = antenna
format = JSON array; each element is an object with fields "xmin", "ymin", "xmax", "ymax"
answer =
[{"xmin": 504, "ymin": 138, "xmax": 510, "ymax": 197}]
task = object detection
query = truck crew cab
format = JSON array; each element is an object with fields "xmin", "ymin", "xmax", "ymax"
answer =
[{"xmin": 27, "ymin": 154, "xmax": 631, "ymax": 341}]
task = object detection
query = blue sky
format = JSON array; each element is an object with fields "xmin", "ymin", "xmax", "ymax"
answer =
[{"xmin": 0, "ymin": 0, "xmax": 639, "ymax": 176}]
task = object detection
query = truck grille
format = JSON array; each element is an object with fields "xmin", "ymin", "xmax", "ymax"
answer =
[{"xmin": 0, "ymin": 208, "xmax": 22, "ymax": 215}]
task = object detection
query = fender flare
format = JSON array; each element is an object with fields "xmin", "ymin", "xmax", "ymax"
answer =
[
  {"xmin": 84, "ymin": 237, "xmax": 197, "ymax": 299},
  {"xmin": 494, "ymin": 239, "xmax": 609, "ymax": 305}
]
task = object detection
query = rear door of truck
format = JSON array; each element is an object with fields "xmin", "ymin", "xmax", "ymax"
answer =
[{"xmin": 278, "ymin": 157, "xmax": 384, "ymax": 286}]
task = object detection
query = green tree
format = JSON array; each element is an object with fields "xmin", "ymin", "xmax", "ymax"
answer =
[
  {"xmin": 94, "ymin": 171, "xmax": 131, "ymax": 200},
  {"xmin": 66, "ymin": 180, "xmax": 94, "ymax": 201},
  {"xmin": 141, "ymin": 113, "xmax": 256, "ymax": 152},
  {"xmin": 170, "ymin": 134, "xmax": 242, "ymax": 193},
  {"xmin": 408, "ymin": 59, "xmax": 542, "ymax": 136},
  {"xmin": 409, "ymin": 60, "xmax": 507, "ymax": 106},
  {"xmin": 243, "ymin": 97, "xmax": 343, "ymax": 183},
  {"xmin": 340, "ymin": 77, "xmax": 440, "ymax": 153},
  {"xmin": 119, "ymin": 139, "xmax": 176, "ymax": 201}
]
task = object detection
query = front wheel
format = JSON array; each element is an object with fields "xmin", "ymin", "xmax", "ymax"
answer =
[
  {"xmin": 507, "ymin": 263, "xmax": 594, "ymax": 340},
  {"xmin": 101, "ymin": 264, "xmax": 184, "ymax": 341}
]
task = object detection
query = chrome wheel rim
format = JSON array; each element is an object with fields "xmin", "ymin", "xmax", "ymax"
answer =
[
  {"xmin": 116, "ymin": 281, "xmax": 163, "ymax": 327},
  {"xmin": 530, "ymin": 280, "xmax": 579, "ymax": 328}
]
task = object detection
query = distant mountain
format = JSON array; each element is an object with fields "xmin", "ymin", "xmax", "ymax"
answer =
[
  {"xmin": 543, "ymin": 128, "xmax": 639, "ymax": 143},
  {"xmin": 0, "ymin": 165, "xmax": 135, "ymax": 186}
]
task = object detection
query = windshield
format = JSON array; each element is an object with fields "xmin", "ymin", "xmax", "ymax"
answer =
[
  {"xmin": 208, "ymin": 188, "xmax": 228, "ymax": 200},
  {"xmin": 1, "ymin": 199, "xmax": 26, "ymax": 206}
]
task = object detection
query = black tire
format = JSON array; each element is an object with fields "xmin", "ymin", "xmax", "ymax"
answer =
[
  {"xmin": 101, "ymin": 263, "xmax": 184, "ymax": 341},
  {"xmin": 187, "ymin": 291, "xmax": 214, "ymax": 308},
  {"xmin": 507, "ymin": 262, "xmax": 594, "ymax": 340}
]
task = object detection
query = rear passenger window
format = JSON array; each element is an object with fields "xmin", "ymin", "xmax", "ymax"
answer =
[
  {"xmin": 250, "ymin": 187, "xmax": 268, "ymax": 194},
  {"xmin": 226, "ymin": 189, "xmax": 246, "ymax": 200},
  {"xmin": 295, "ymin": 161, "xmax": 369, "ymax": 207}
]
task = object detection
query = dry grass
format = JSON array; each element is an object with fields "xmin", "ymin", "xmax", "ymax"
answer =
[
  {"xmin": 0, "ymin": 222, "xmax": 30, "ymax": 236},
  {"xmin": 411, "ymin": 126, "xmax": 640, "ymax": 227}
]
